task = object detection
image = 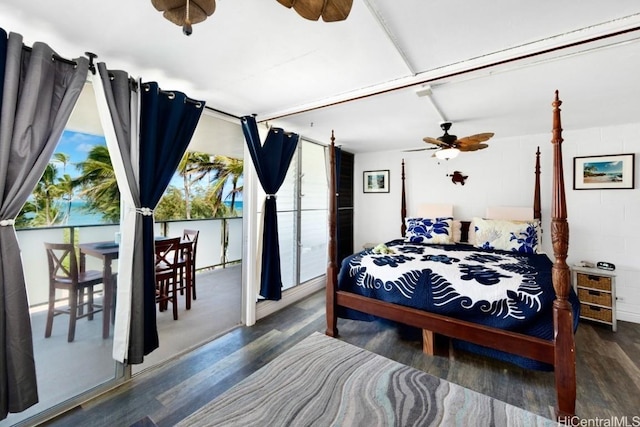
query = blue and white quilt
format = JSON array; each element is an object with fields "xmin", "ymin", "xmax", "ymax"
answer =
[{"xmin": 337, "ymin": 239, "xmax": 580, "ymax": 370}]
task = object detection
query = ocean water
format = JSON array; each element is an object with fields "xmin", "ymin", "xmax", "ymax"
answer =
[{"xmin": 66, "ymin": 201, "xmax": 111, "ymax": 226}]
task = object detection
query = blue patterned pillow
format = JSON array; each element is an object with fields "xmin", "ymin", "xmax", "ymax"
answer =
[
  {"xmin": 472, "ymin": 217, "xmax": 539, "ymax": 254},
  {"xmin": 404, "ymin": 217, "xmax": 454, "ymax": 244}
]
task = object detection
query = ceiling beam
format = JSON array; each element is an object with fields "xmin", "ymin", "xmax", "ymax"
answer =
[{"xmin": 361, "ymin": 0, "xmax": 417, "ymax": 76}]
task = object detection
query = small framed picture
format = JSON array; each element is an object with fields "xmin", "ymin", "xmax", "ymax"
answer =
[
  {"xmin": 573, "ymin": 153, "xmax": 635, "ymax": 190},
  {"xmin": 363, "ymin": 170, "xmax": 390, "ymax": 193}
]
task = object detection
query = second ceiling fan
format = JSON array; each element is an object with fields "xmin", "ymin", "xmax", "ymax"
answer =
[{"xmin": 419, "ymin": 121, "xmax": 494, "ymax": 159}]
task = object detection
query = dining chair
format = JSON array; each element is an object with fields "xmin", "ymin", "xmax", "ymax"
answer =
[
  {"xmin": 155, "ymin": 237, "xmax": 181, "ymax": 320},
  {"xmin": 44, "ymin": 242, "xmax": 104, "ymax": 342},
  {"xmin": 181, "ymin": 229, "xmax": 200, "ymax": 300}
]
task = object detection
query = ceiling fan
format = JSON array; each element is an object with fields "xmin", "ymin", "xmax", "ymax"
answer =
[
  {"xmin": 410, "ymin": 121, "xmax": 494, "ymax": 160},
  {"xmin": 152, "ymin": 0, "xmax": 353, "ymax": 36}
]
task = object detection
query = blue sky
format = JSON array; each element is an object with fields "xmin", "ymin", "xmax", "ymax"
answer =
[{"xmin": 54, "ymin": 130, "xmax": 106, "ymax": 176}]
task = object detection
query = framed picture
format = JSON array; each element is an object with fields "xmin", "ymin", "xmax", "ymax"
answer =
[
  {"xmin": 573, "ymin": 153, "xmax": 635, "ymax": 190},
  {"xmin": 363, "ymin": 170, "xmax": 390, "ymax": 193}
]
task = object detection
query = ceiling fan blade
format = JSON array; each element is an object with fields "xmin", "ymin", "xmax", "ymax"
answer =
[
  {"xmin": 459, "ymin": 143, "xmax": 489, "ymax": 152},
  {"xmin": 403, "ymin": 147, "xmax": 438, "ymax": 152},
  {"xmin": 276, "ymin": 0, "xmax": 352, "ymax": 21},
  {"xmin": 322, "ymin": 0, "xmax": 353, "ymax": 21},
  {"xmin": 422, "ymin": 136, "xmax": 449, "ymax": 147},
  {"xmin": 456, "ymin": 132, "xmax": 494, "ymax": 146}
]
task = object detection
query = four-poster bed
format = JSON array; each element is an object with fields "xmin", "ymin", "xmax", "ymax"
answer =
[{"xmin": 325, "ymin": 91, "xmax": 577, "ymax": 418}]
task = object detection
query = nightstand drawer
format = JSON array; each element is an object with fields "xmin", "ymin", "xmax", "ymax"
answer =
[
  {"xmin": 578, "ymin": 288, "xmax": 612, "ymax": 306},
  {"xmin": 576, "ymin": 273, "xmax": 611, "ymax": 291},
  {"xmin": 580, "ymin": 304, "xmax": 613, "ymax": 323}
]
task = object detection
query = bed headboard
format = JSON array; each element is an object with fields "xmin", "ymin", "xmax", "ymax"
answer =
[
  {"xmin": 485, "ymin": 206, "xmax": 534, "ymax": 221},
  {"xmin": 417, "ymin": 204, "xmax": 454, "ymax": 218}
]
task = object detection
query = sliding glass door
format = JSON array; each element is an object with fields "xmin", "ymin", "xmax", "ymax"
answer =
[{"xmin": 256, "ymin": 139, "xmax": 328, "ymax": 292}]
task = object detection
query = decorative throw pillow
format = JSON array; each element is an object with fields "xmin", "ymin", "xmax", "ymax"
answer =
[
  {"xmin": 472, "ymin": 217, "xmax": 539, "ymax": 254},
  {"xmin": 467, "ymin": 221, "xmax": 476, "ymax": 246},
  {"xmin": 405, "ymin": 217, "xmax": 454, "ymax": 244}
]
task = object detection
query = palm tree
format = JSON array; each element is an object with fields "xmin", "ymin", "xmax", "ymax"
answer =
[
  {"xmin": 177, "ymin": 151, "xmax": 211, "ymax": 219},
  {"xmin": 190, "ymin": 154, "xmax": 243, "ymax": 217},
  {"xmin": 73, "ymin": 145, "xmax": 120, "ymax": 223},
  {"xmin": 31, "ymin": 163, "xmax": 64, "ymax": 226},
  {"xmin": 57, "ymin": 174, "xmax": 75, "ymax": 224},
  {"xmin": 53, "ymin": 152, "xmax": 74, "ymax": 221},
  {"xmin": 209, "ymin": 155, "xmax": 243, "ymax": 214},
  {"xmin": 53, "ymin": 152, "xmax": 71, "ymax": 172}
]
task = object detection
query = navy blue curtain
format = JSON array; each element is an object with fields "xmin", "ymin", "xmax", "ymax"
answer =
[
  {"xmin": 241, "ymin": 116, "xmax": 299, "ymax": 300},
  {"xmin": 138, "ymin": 82, "xmax": 204, "ymax": 355}
]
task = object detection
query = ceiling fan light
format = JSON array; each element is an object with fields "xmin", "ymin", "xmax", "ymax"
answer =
[{"xmin": 435, "ymin": 148, "xmax": 460, "ymax": 160}]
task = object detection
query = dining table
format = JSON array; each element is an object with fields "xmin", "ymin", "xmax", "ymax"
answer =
[
  {"xmin": 78, "ymin": 241, "xmax": 119, "ymax": 339},
  {"xmin": 78, "ymin": 237, "xmax": 194, "ymax": 339}
]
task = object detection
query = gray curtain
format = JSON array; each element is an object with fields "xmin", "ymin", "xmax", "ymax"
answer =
[
  {"xmin": 0, "ymin": 32, "xmax": 88, "ymax": 419},
  {"xmin": 92, "ymin": 63, "xmax": 147, "ymax": 363},
  {"xmin": 93, "ymin": 64, "xmax": 205, "ymax": 364}
]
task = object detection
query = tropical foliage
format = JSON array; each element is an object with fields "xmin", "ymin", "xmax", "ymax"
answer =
[
  {"xmin": 16, "ymin": 164, "xmax": 64, "ymax": 227},
  {"xmin": 17, "ymin": 147, "xmax": 243, "ymax": 228},
  {"xmin": 73, "ymin": 145, "xmax": 121, "ymax": 223}
]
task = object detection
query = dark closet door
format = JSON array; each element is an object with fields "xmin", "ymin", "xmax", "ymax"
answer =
[{"xmin": 336, "ymin": 151, "xmax": 354, "ymax": 264}]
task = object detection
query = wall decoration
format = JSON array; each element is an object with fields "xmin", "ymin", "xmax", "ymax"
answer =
[
  {"xmin": 573, "ymin": 153, "xmax": 635, "ymax": 190},
  {"xmin": 363, "ymin": 170, "xmax": 389, "ymax": 193},
  {"xmin": 447, "ymin": 171, "xmax": 468, "ymax": 185}
]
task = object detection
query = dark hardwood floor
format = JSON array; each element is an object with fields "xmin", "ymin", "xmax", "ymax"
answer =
[{"xmin": 44, "ymin": 290, "xmax": 640, "ymax": 426}]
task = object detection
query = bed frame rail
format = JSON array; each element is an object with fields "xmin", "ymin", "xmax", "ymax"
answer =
[{"xmin": 337, "ymin": 291, "xmax": 555, "ymax": 363}]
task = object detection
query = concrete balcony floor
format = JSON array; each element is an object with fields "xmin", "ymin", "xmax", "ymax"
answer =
[{"xmin": 9, "ymin": 265, "xmax": 242, "ymax": 426}]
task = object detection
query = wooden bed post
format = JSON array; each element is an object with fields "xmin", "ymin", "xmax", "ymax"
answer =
[
  {"xmin": 326, "ymin": 131, "xmax": 339, "ymax": 337},
  {"xmin": 550, "ymin": 91, "xmax": 576, "ymax": 419},
  {"xmin": 401, "ymin": 159, "xmax": 407, "ymax": 237},
  {"xmin": 534, "ymin": 147, "xmax": 541, "ymax": 222}
]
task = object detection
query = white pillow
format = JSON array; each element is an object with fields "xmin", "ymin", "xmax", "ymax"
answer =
[
  {"xmin": 405, "ymin": 217, "xmax": 454, "ymax": 244},
  {"xmin": 472, "ymin": 217, "xmax": 539, "ymax": 254}
]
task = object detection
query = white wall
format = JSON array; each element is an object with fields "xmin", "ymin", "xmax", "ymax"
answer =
[{"xmin": 353, "ymin": 122, "xmax": 640, "ymax": 324}]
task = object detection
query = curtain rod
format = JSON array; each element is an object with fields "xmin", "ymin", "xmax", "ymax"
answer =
[
  {"xmin": 138, "ymin": 83, "xmax": 203, "ymax": 108},
  {"xmin": 85, "ymin": 51, "xmax": 238, "ymax": 118},
  {"xmin": 22, "ymin": 45, "xmax": 77, "ymax": 67},
  {"xmin": 204, "ymin": 105, "xmax": 241, "ymax": 120}
]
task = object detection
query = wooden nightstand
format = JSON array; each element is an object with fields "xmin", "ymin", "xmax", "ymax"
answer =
[{"xmin": 571, "ymin": 266, "xmax": 616, "ymax": 332}]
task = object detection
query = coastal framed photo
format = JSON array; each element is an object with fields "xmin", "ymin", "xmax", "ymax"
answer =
[
  {"xmin": 363, "ymin": 170, "xmax": 390, "ymax": 193},
  {"xmin": 573, "ymin": 153, "xmax": 635, "ymax": 190}
]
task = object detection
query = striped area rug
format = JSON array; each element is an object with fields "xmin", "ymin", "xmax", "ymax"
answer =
[{"xmin": 177, "ymin": 332, "xmax": 557, "ymax": 427}]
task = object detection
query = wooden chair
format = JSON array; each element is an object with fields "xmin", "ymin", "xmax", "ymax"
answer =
[
  {"xmin": 181, "ymin": 229, "xmax": 200, "ymax": 300},
  {"xmin": 155, "ymin": 237, "xmax": 181, "ymax": 320},
  {"xmin": 44, "ymin": 242, "xmax": 104, "ymax": 342}
]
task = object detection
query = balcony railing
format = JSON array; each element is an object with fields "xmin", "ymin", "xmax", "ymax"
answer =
[{"xmin": 17, "ymin": 217, "xmax": 242, "ymax": 308}]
